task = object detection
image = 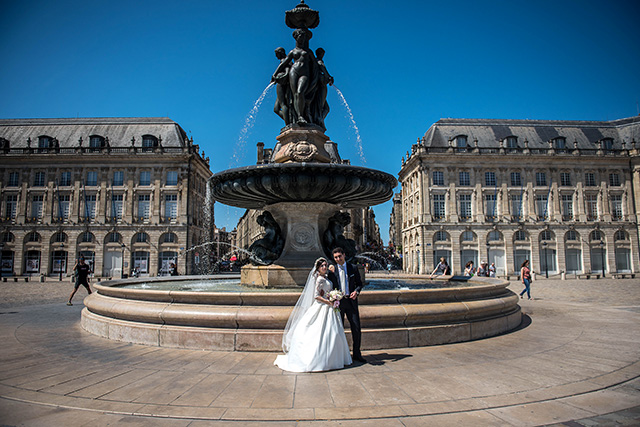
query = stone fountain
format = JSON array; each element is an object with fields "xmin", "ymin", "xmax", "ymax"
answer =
[
  {"xmin": 208, "ymin": 0, "xmax": 396, "ymax": 287},
  {"xmin": 81, "ymin": 2, "xmax": 522, "ymax": 352}
]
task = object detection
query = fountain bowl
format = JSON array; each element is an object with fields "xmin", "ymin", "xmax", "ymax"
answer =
[{"xmin": 81, "ymin": 274, "xmax": 522, "ymax": 352}]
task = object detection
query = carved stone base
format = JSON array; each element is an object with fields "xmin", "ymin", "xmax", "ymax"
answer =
[
  {"xmin": 241, "ymin": 265, "xmax": 309, "ymax": 288},
  {"xmin": 272, "ymin": 126, "xmax": 331, "ymax": 163}
]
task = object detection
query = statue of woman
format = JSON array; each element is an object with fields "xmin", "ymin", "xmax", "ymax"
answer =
[
  {"xmin": 272, "ymin": 47, "xmax": 293, "ymax": 126},
  {"xmin": 311, "ymin": 47, "xmax": 333, "ymax": 130},
  {"xmin": 272, "ymin": 28, "xmax": 319, "ymax": 125}
]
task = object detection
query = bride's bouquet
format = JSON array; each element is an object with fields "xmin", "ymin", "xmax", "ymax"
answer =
[{"xmin": 328, "ymin": 289, "xmax": 344, "ymax": 312}]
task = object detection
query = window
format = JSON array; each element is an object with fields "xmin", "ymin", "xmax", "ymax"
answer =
[
  {"xmin": 34, "ymin": 171, "xmax": 46, "ymax": 187},
  {"xmin": 506, "ymin": 136, "xmax": 518, "ymax": 149},
  {"xmin": 510, "ymin": 172, "xmax": 521, "ymax": 186},
  {"xmin": 590, "ymin": 230, "xmax": 602, "ymax": 242},
  {"xmin": 554, "ymin": 138, "xmax": 566, "ymax": 150},
  {"xmin": 84, "ymin": 194, "xmax": 96, "ymax": 219},
  {"xmin": 535, "ymin": 172, "xmax": 547, "ymax": 187},
  {"xmin": 461, "ymin": 231, "xmax": 474, "ymax": 241},
  {"xmin": 510, "ymin": 194, "xmax": 522, "ymax": 219},
  {"xmin": 166, "ymin": 171, "xmax": 178, "ymax": 186},
  {"xmin": 136, "ymin": 232, "xmax": 149, "ymax": 243},
  {"xmin": 138, "ymin": 194, "xmax": 151, "ymax": 219},
  {"xmin": 611, "ymin": 194, "xmax": 622, "ymax": 220},
  {"xmin": 107, "ymin": 232, "xmax": 121, "ymax": 243},
  {"xmin": 459, "ymin": 194, "xmax": 471, "ymax": 219},
  {"xmin": 133, "ymin": 251, "xmax": 150, "ymax": 273},
  {"xmin": 163, "ymin": 232, "xmax": 178, "ymax": 243},
  {"xmin": 89, "ymin": 135, "xmax": 104, "ymax": 148},
  {"xmin": 488, "ymin": 230, "xmax": 501, "ymax": 241},
  {"xmin": 53, "ymin": 232, "xmax": 66, "ymax": 243},
  {"xmin": 540, "ymin": 230, "xmax": 553, "ymax": 241},
  {"xmin": 8, "ymin": 172, "xmax": 19, "ymax": 187},
  {"xmin": 165, "ymin": 194, "xmax": 178, "ymax": 219},
  {"xmin": 561, "ymin": 194, "xmax": 573, "ymax": 220},
  {"xmin": 609, "ymin": 173, "xmax": 621, "ymax": 187},
  {"xmin": 139, "ymin": 171, "xmax": 151, "ymax": 186},
  {"xmin": 560, "ymin": 173, "xmax": 571, "ymax": 186},
  {"xmin": 614, "ymin": 230, "xmax": 628, "ymax": 241},
  {"xmin": 111, "ymin": 194, "xmax": 123, "ymax": 220},
  {"xmin": 142, "ymin": 135, "xmax": 157, "ymax": 151},
  {"xmin": 432, "ymin": 171, "xmax": 444, "ymax": 186},
  {"xmin": 30, "ymin": 195, "xmax": 43, "ymax": 219},
  {"xmin": 86, "ymin": 171, "xmax": 98, "ymax": 186},
  {"xmin": 585, "ymin": 173, "xmax": 596, "ymax": 187},
  {"xmin": 459, "ymin": 171, "xmax": 470, "ymax": 186},
  {"xmin": 485, "ymin": 172, "xmax": 496, "ymax": 186},
  {"xmin": 434, "ymin": 231, "xmax": 448, "ymax": 241},
  {"xmin": 4, "ymin": 194, "xmax": 17, "ymax": 219},
  {"xmin": 113, "ymin": 171, "xmax": 124, "ymax": 186},
  {"xmin": 602, "ymin": 138, "xmax": 614, "ymax": 152},
  {"xmin": 38, "ymin": 136, "xmax": 51, "ymax": 148},
  {"xmin": 566, "ymin": 230, "xmax": 578, "ymax": 241},
  {"xmin": 1, "ymin": 232, "xmax": 14, "ymax": 243},
  {"xmin": 57, "ymin": 195, "xmax": 70, "ymax": 219},
  {"xmin": 514, "ymin": 230, "xmax": 528, "ymax": 241},
  {"xmin": 455, "ymin": 136, "xmax": 467, "ymax": 152},
  {"xmin": 485, "ymin": 194, "xmax": 496, "ymax": 219},
  {"xmin": 27, "ymin": 231, "xmax": 40, "ymax": 242},
  {"xmin": 433, "ymin": 194, "xmax": 445, "ymax": 219},
  {"xmin": 60, "ymin": 171, "xmax": 72, "ymax": 186},
  {"xmin": 80, "ymin": 232, "xmax": 94, "ymax": 243},
  {"xmin": 585, "ymin": 195, "xmax": 598, "ymax": 220},
  {"xmin": 535, "ymin": 194, "xmax": 548, "ymax": 220}
]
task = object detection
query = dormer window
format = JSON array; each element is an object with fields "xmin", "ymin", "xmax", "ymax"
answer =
[
  {"xmin": 553, "ymin": 137, "xmax": 566, "ymax": 150},
  {"xmin": 142, "ymin": 135, "xmax": 158, "ymax": 151},
  {"xmin": 38, "ymin": 136, "xmax": 52, "ymax": 148},
  {"xmin": 89, "ymin": 135, "xmax": 105, "ymax": 148},
  {"xmin": 506, "ymin": 136, "xmax": 518, "ymax": 149},
  {"xmin": 601, "ymin": 138, "xmax": 614, "ymax": 152},
  {"xmin": 454, "ymin": 135, "xmax": 468, "ymax": 152}
]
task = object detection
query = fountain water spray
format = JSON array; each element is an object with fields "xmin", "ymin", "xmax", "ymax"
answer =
[
  {"xmin": 333, "ymin": 85, "xmax": 366, "ymax": 165},
  {"xmin": 229, "ymin": 83, "xmax": 275, "ymax": 167}
]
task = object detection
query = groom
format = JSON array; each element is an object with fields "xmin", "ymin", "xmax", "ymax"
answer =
[{"xmin": 328, "ymin": 247, "xmax": 366, "ymax": 363}]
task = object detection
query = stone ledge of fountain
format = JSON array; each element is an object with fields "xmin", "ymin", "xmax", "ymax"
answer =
[{"xmin": 82, "ymin": 276, "xmax": 522, "ymax": 351}]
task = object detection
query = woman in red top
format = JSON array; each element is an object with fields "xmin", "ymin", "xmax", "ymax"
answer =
[{"xmin": 519, "ymin": 260, "xmax": 532, "ymax": 300}]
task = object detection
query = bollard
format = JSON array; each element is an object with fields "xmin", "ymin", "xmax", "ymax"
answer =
[
  {"xmin": 561, "ymin": 271, "xmax": 566, "ymax": 280},
  {"xmin": 40, "ymin": 275, "xmax": 45, "ymax": 282}
]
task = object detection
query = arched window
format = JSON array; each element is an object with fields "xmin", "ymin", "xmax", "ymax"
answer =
[
  {"xmin": 488, "ymin": 230, "xmax": 502, "ymax": 241},
  {"xmin": 27, "ymin": 231, "xmax": 41, "ymax": 242},
  {"xmin": 614, "ymin": 230, "xmax": 628, "ymax": 241},
  {"xmin": 142, "ymin": 135, "xmax": 158, "ymax": 151},
  {"xmin": 38, "ymin": 136, "xmax": 52, "ymax": 148},
  {"xmin": 89, "ymin": 135, "xmax": 105, "ymax": 148},
  {"xmin": 514, "ymin": 230, "xmax": 528, "ymax": 241},
  {"xmin": 1, "ymin": 232, "xmax": 14, "ymax": 242},
  {"xmin": 553, "ymin": 137, "xmax": 566, "ymax": 150},
  {"xmin": 455, "ymin": 135, "xmax": 468, "ymax": 152},
  {"xmin": 461, "ymin": 231, "xmax": 475, "ymax": 242},
  {"xmin": 590, "ymin": 230, "xmax": 602, "ymax": 242},
  {"xmin": 565, "ymin": 230, "xmax": 579, "ymax": 241},
  {"xmin": 80, "ymin": 231, "xmax": 94, "ymax": 243},
  {"xmin": 506, "ymin": 136, "xmax": 518, "ymax": 149},
  {"xmin": 135, "ymin": 232, "xmax": 149, "ymax": 243},
  {"xmin": 540, "ymin": 230, "xmax": 553, "ymax": 241},
  {"xmin": 106, "ymin": 232, "xmax": 122, "ymax": 243},
  {"xmin": 434, "ymin": 231, "xmax": 449, "ymax": 242},
  {"xmin": 53, "ymin": 232, "xmax": 66, "ymax": 243},
  {"xmin": 162, "ymin": 232, "xmax": 178, "ymax": 243}
]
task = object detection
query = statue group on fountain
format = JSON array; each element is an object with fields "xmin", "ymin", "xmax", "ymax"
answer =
[{"xmin": 272, "ymin": 28, "xmax": 333, "ymax": 130}]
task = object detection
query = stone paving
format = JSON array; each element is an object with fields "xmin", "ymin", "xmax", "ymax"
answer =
[{"xmin": 0, "ymin": 275, "xmax": 639, "ymax": 426}]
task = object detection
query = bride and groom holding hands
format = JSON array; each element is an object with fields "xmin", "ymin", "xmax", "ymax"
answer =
[{"xmin": 274, "ymin": 247, "xmax": 366, "ymax": 372}]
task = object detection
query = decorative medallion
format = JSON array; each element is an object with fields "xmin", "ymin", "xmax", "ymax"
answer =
[
  {"xmin": 289, "ymin": 141, "xmax": 318, "ymax": 162},
  {"xmin": 291, "ymin": 223, "xmax": 315, "ymax": 250}
]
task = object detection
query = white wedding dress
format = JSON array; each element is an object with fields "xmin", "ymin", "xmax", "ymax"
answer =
[{"xmin": 274, "ymin": 275, "xmax": 352, "ymax": 372}]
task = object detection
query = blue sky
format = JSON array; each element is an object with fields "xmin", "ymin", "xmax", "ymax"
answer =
[{"xmin": 2, "ymin": 0, "xmax": 639, "ymax": 244}]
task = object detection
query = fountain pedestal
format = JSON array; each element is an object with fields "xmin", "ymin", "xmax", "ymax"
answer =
[
  {"xmin": 242, "ymin": 202, "xmax": 338, "ymax": 287},
  {"xmin": 273, "ymin": 126, "xmax": 333, "ymax": 163}
]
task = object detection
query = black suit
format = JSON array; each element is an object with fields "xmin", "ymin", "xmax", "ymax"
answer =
[{"xmin": 328, "ymin": 262, "xmax": 364, "ymax": 358}]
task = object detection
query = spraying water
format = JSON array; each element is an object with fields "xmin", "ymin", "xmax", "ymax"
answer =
[
  {"xmin": 332, "ymin": 85, "xmax": 366, "ymax": 164},
  {"xmin": 229, "ymin": 83, "xmax": 275, "ymax": 167}
]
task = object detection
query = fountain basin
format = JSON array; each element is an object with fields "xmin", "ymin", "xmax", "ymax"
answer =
[
  {"xmin": 209, "ymin": 163, "xmax": 397, "ymax": 209},
  {"xmin": 81, "ymin": 275, "xmax": 522, "ymax": 351}
]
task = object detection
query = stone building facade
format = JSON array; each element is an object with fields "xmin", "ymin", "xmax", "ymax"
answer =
[
  {"xmin": 388, "ymin": 192, "xmax": 402, "ymax": 250},
  {"xmin": 0, "ymin": 118, "xmax": 213, "ymax": 278},
  {"xmin": 398, "ymin": 116, "xmax": 640, "ymax": 277}
]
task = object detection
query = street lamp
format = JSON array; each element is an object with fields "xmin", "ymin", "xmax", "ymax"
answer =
[
  {"xmin": 599, "ymin": 240, "xmax": 605, "ymax": 278},
  {"xmin": 121, "ymin": 243, "xmax": 125, "ymax": 279},
  {"xmin": 486, "ymin": 241, "xmax": 491, "ymax": 265},
  {"xmin": 416, "ymin": 242, "xmax": 420, "ymax": 274},
  {"xmin": 59, "ymin": 242, "xmax": 64, "ymax": 281},
  {"xmin": 542, "ymin": 241, "xmax": 548, "ymax": 278}
]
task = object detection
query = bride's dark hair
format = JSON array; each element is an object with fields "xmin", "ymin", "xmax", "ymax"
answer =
[{"xmin": 314, "ymin": 257, "xmax": 328, "ymax": 271}]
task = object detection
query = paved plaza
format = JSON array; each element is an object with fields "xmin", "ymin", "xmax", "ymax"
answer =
[{"xmin": 0, "ymin": 275, "xmax": 639, "ymax": 426}]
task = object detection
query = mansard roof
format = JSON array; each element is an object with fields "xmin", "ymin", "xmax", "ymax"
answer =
[
  {"xmin": 0, "ymin": 117, "xmax": 189, "ymax": 148},
  {"xmin": 421, "ymin": 116, "xmax": 640, "ymax": 150}
]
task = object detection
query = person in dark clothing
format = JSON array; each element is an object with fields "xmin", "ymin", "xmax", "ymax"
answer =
[
  {"xmin": 169, "ymin": 262, "xmax": 179, "ymax": 276},
  {"xmin": 67, "ymin": 256, "xmax": 92, "ymax": 306}
]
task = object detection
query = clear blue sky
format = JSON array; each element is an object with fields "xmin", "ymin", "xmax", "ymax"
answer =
[{"xmin": 2, "ymin": 0, "xmax": 639, "ymax": 244}]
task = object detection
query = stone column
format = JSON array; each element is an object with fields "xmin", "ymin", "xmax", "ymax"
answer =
[{"xmin": 504, "ymin": 231, "xmax": 515, "ymax": 276}]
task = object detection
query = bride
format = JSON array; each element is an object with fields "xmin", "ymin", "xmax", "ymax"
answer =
[{"xmin": 274, "ymin": 257, "xmax": 352, "ymax": 372}]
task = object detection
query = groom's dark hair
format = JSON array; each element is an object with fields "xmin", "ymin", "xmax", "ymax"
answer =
[{"xmin": 332, "ymin": 247, "xmax": 345, "ymax": 255}]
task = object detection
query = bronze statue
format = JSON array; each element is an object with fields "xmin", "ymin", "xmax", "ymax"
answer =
[
  {"xmin": 272, "ymin": 47, "xmax": 294, "ymax": 126},
  {"xmin": 249, "ymin": 211, "xmax": 285, "ymax": 265},
  {"xmin": 323, "ymin": 211, "xmax": 357, "ymax": 261}
]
